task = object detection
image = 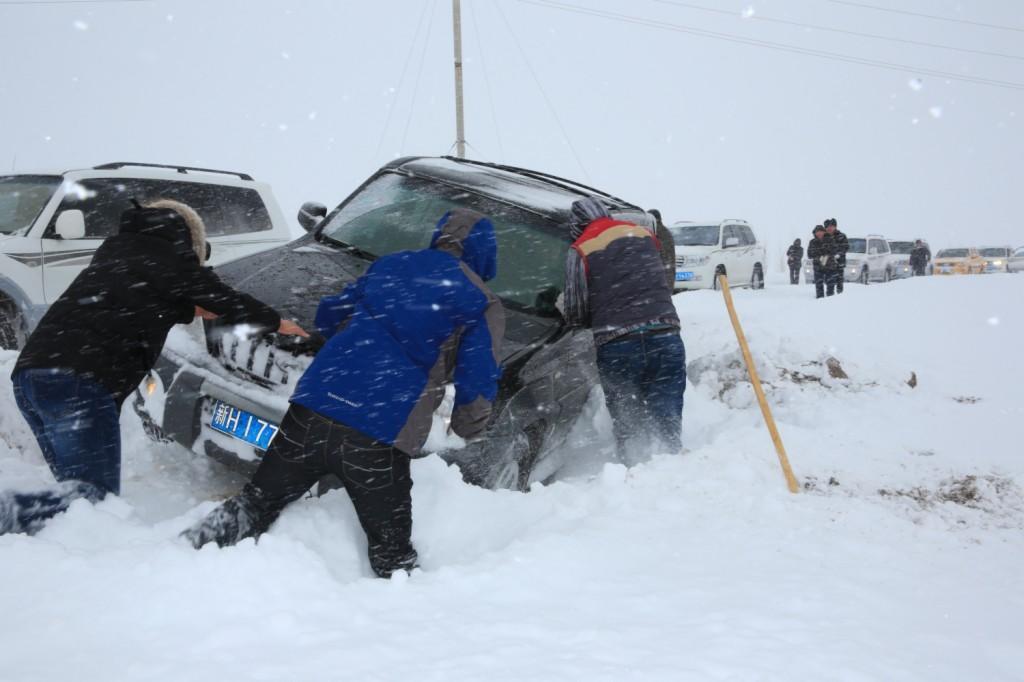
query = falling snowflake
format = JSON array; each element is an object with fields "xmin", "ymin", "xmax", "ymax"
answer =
[
  {"xmin": 741, "ymin": 5, "xmax": 755, "ymax": 18},
  {"xmin": 987, "ymin": 317, "xmax": 1000, "ymax": 326},
  {"xmin": 278, "ymin": 123, "xmax": 289, "ymax": 132},
  {"xmin": 908, "ymin": 78, "xmax": 923, "ymax": 91},
  {"xmin": 929, "ymin": 106, "xmax": 943, "ymax": 119},
  {"xmin": 73, "ymin": 20, "xmax": 89, "ymax": 31},
  {"xmin": 911, "ymin": 117, "xmax": 920, "ymax": 125},
  {"xmin": 281, "ymin": 51, "xmax": 291, "ymax": 60},
  {"xmin": 308, "ymin": 111, "xmax": 318, "ymax": 121}
]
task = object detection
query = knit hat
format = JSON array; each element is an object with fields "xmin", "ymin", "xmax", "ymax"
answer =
[{"xmin": 568, "ymin": 196, "xmax": 610, "ymax": 240}]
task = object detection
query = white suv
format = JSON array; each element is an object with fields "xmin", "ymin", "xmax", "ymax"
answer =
[
  {"xmin": 669, "ymin": 220, "xmax": 766, "ymax": 291},
  {"xmin": 803, "ymin": 233, "xmax": 895, "ymax": 284},
  {"xmin": 0, "ymin": 162, "xmax": 294, "ymax": 349}
]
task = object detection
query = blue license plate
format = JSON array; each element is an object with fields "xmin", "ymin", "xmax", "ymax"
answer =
[
  {"xmin": 675, "ymin": 271, "xmax": 695, "ymax": 281},
  {"xmin": 209, "ymin": 401, "xmax": 279, "ymax": 451}
]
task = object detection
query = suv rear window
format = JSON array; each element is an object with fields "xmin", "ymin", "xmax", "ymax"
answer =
[
  {"xmin": 46, "ymin": 178, "xmax": 272, "ymax": 239},
  {"xmin": 319, "ymin": 172, "xmax": 569, "ymax": 314},
  {"xmin": 0, "ymin": 175, "xmax": 61, "ymax": 235}
]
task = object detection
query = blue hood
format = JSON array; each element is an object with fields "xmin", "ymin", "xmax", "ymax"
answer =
[{"xmin": 430, "ymin": 209, "xmax": 498, "ymax": 282}]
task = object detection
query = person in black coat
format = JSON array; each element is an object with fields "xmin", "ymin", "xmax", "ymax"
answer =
[
  {"xmin": 1, "ymin": 199, "xmax": 307, "ymax": 537},
  {"xmin": 825, "ymin": 218, "xmax": 848, "ymax": 294},
  {"xmin": 807, "ymin": 225, "xmax": 837, "ymax": 299},
  {"xmin": 647, "ymin": 208, "xmax": 677, "ymax": 292},
  {"xmin": 910, "ymin": 239, "xmax": 930, "ymax": 276},
  {"xmin": 786, "ymin": 238, "xmax": 804, "ymax": 285}
]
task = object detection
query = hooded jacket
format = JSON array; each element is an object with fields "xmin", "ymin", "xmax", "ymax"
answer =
[
  {"xmin": 807, "ymin": 229, "xmax": 836, "ymax": 272},
  {"xmin": 787, "ymin": 240, "xmax": 804, "ymax": 266},
  {"xmin": 563, "ymin": 198, "xmax": 679, "ymax": 346},
  {"xmin": 14, "ymin": 202, "xmax": 281, "ymax": 406},
  {"xmin": 290, "ymin": 208, "xmax": 505, "ymax": 456}
]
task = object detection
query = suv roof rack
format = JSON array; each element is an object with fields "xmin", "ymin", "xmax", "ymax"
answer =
[
  {"xmin": 439, "ymin": 156, "xmax": 637, "ymax": 209},
  {"xmin": 92, "ymin": 162, "xmax": 254, "ymax": 181}
]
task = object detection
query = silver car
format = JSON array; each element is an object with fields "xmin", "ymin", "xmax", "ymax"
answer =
[
  {"xmin": 979, "ymin": 246, "xmax": 1014, "ymax": 273},
  {"xmin": 1008, "ymin": 246, "xmax": 1024, "ymax": 273}
]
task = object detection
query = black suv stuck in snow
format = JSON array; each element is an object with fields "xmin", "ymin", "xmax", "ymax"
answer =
[{"xmin": 137, "ymin": 157, "xmax": 655, "ymax": 490}]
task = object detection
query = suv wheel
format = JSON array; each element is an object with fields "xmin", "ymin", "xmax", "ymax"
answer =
[
  {"xmin": 712, "ymin": 266, "xmax": 726, "ymax": 290},
  {"xmin": 751, "ymin": 264, "xmax": 765, "ymax": 290},
  {"xmin": 860, "ymin": 268, "xmax": 869, "ymax": 285},
  {"xmin": 0, "ymin": 302, "xmax": 26, "ymax": 351}
]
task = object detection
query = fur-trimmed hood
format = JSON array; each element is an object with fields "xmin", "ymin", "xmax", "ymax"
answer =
[{"xmin": 144, "ymin": 199, "xmax": 207, "ymax": 264}]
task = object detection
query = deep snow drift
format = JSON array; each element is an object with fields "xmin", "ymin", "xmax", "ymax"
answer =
[{"xmin": 1, "ymin": 274, "xmax": 1022, "ymax": 681}]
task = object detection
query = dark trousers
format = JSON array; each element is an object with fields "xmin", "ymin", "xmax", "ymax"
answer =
[
  {"xmin": 184, "ymin": 404, "xmax": 416, "ymax": 578},
  {"xmin": 834, "ymin": 262, "xmax": 845, "ymax": 294},
  {"xmin": 2, "ymin": 369, "xmax": 116, "ymax": 536},
  {"xmin": 596, "ymin": 328, "xmax": 686, "ymax": 464},
  {"xmin": 789, "ymin": 264, "xmax": 800, "ymax": 285},
  {"xmin": 814, "ymin": 268, "xmax": 838, "ymax": 298},
  {"xmin": 13, "ymin": 368, "xmax": 121, "ymax": 494},
  {"xmin": 913, "ymin": 265, "xmax": 926, "ymax": 276}
]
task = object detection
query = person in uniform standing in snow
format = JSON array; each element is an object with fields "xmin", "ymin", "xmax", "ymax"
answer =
[
  {"xmin": 787, "ymin": 238, "xmax": 804, "ymax": 285},
  {"xmin": 807, "ymin": 224, "xmax": 837, "ymax": 299},
  {"xmin": 0, "ymin": 200, "xmax": 306, "ymax": 536},
  {"xmin": 183, "ymin": 208, "xmax": 504, "ymax": 579},
  {"xmin": 563, "ymin": 197, "xmax": 685, "ymax": 464},
  {"xmin": 910, "ymin": 239, "xmax": 931, "ymax": 276},
  {"xmin": 825, "ymin": 218, "xmax": 848, "ymax": 294}
]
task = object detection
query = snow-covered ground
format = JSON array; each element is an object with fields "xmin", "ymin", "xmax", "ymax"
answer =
[{"xmin": 1, "ymin": 274, "xmax": 1022, "ymax": 681}]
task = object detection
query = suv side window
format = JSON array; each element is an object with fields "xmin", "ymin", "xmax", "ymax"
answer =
[
  {"xmin": 722, "ymin": 225, "xmax": 738, "ymax": 246},
  {"xmin": 319, "ymin": 171, "xmax": 569, "ymax": 314},
  {"xmin": 1015, "ymin": 247, "xmax": 1024, "ymax": 257},
  {"xmin": 738, "ymin": 226, "xmax": 756, "ymax": 246},
  {"xmin": 868, "ymin": 239, "xmax": 884, "ymax": 254},
  {"xmin": 47, "ymin": 178, "xmax": 272, "ymax": 239}
]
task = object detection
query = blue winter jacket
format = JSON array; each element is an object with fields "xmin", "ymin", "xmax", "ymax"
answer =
[{"xmin": 290, "ymin": 208, "xmax": 505, "ymax": 455}]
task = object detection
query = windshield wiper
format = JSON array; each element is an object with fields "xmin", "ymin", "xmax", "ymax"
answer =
[{"xmin": 320, "ymin": 233, "xmax": 377, "ymax": 261}]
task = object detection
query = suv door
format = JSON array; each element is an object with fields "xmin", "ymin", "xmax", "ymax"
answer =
[
  {"xmin": 867, "ymin": 238, "xmax": 886, "ymax": 281},
  {"xmin": 737, "ymin": 225, "xmax": 758, "ymax": 284}
]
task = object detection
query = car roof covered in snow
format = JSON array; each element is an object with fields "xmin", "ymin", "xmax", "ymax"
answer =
[{"xmin": 384, "ymin": 156, "xmax": 643, "ymax": 222}]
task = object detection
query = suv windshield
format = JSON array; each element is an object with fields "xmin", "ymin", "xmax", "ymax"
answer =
[
  {"xmin": 319, "ymin": 172, "xmax": 569, "ymax": 313},
  {"xmin": 847, "ymin": 238, "xmax": 867, "ymax": 254},
  {"xmin": 0, "ymin": 175, "xmax": 61, "ymax": 234},
  {"xmin": 979, "ymin": 248, "xmax": 1009, "ymax": 257},
  {"xmin": 669, "ymin": 224, "xmax": 719, "ymax": 246},
  {"xmin": 889, "ymin": 241, "xmax": 914, "ymax": 254},
  {"xmin": 938, "ymin": 249, "xmax": 968, "ymax": 258}
]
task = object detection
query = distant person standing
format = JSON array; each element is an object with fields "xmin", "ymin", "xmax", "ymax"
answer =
[
  {"xmin": 910, "ymin": 239, "xmax": 930, "ymax": 276},
  {"xmin": 564, "ymin": 197, "xmax": 685, "ymax": 463},
  {"xmin": 807, "ymin": 225, "xmax": 837, "ymax": 299},
  {"xmin": 647, "ymin": 208, "xmax": 677, "ymax": 292},
  {"xmin": 825, "ymin": 218, "xmax": 848, "ymax": 294},
  {"xmin": 786, "ymin": 238, "xmax": 804, "ymax": 285}
]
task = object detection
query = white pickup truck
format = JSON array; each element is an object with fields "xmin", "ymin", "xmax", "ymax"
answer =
[{"xmin": 0, "ymin": 162, "xmax": 294, "ymax": 348}]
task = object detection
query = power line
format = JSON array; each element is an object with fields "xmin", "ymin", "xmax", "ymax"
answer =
[
  {"xmin": 468, "ymin": 0, "xmax": 506, "ymax": 162},
  {"xmin": 824, "ymin": 0, "xmax": 1024, "ymax": 34},
  {"xmin": 647, "ymin": 0, "xmax": 1024, "ymax": 62},
  {"xmin": 0, "ymin": 0, "xmax": 152, "ymax": 4},
  {"xmin": 374, "ymin": 0, "xmax": 432, "ymax": 159},
  {"xmin": 400, "ymin": 0, "xmax": 438, "ymax": 155},
  {"xmin": 517, "ymin": 0, "xmax": 1024, "ymax": 91},
  {"xmin": 494, "ymin": 0, "xmax": 590, "ymax": 180}
]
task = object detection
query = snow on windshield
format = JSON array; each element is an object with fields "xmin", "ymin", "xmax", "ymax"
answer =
[
  {"xmin": 0, "ymin": 175, "xmax": 61, "ymax": 234},
  {"xmin": 670, "ymin": 224, "xmax": 719, "ymax": 246}
]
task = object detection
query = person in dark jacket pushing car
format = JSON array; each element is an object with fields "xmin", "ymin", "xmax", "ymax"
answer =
[
  {"xmin": 182, "ymin": 208, "xmax": 505, "ymax": 579},
  {"xmin": 0, "ymin": 199, "xmax": 306, "ymax": 537}
]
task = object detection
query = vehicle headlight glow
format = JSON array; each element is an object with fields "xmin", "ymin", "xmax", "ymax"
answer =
[{"xmin": 993, "ymin": 260, "xmax": 1003, "ymax": 266}]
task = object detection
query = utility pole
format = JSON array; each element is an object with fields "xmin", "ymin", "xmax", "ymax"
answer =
[{"xmin": 452, "ymin": 0, "xmax": 467, "ymax": 158}]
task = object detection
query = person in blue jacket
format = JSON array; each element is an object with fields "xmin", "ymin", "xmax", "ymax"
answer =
[{"xmin": 183, "ymin": 208, "xmax": 504, "ymax": 578}]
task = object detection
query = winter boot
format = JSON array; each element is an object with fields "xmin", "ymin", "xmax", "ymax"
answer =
[
  {"xmin": 181, "ymin": 484, "xmax": 278, "ymax": 549},
  {"xmin": 0, "ymin": 481, "xmax": 104, "ymax": 536}
]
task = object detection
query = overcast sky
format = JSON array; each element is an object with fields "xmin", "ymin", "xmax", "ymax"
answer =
[{"xmin": 2, "ymin": 0, "xmax": 1022, "ymax": 259}]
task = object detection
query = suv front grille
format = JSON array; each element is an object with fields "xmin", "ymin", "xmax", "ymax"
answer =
[{"xmin": 211, "ymin": 330, "xmax": 311, "ymax": 392}]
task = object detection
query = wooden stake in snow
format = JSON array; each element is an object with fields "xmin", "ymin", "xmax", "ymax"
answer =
[{"xmin": 717, "ymin": 274, "xmax": 800, "ymax": 494}]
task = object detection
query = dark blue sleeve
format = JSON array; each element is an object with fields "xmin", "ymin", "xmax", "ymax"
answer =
[
  {"xmin": 450, "ymin": 294, "xmax": 505, "ymax": 439},
  {"xmin": 314, "ymin": 269, "xmax": 371, "ymax": 339}
]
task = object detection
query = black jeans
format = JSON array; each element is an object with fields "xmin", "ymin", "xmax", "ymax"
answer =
[
  {"xmin": 834, "ymin": 261, "xmax": 845, "ymax": 294},
  {"xmin": 185, "ymin": 404, "xmax": 416, "ymax": 578},
  {"xmin": 789, "ymin": 264, "xmax": 800, "ymax": 285}
]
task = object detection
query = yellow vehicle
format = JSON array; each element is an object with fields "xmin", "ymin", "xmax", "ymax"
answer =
[{"xmin": 933, "ymin": 247, "xmax": 986, "ymax": 275}]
